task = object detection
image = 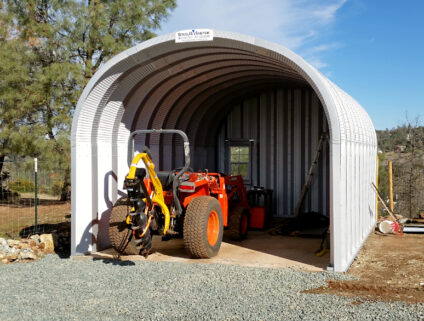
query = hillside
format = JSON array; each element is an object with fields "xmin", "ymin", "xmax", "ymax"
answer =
[
  {"xmin": 376, "ymin": 125, "xmax": 424, "ymax": 153},
  {"xmin": 376, "ymin": 125, "xmax": 424, "ymax": 218}
]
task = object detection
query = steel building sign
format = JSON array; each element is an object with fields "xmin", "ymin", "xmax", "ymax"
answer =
[{"xmin": 175, "ymin": 29, "xmax": 214, "ymax": 43}]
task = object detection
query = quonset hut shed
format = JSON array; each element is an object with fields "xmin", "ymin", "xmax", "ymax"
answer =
[{"xmin": 71, "ymin": 30, "xmax": 377, "ymax": 272}]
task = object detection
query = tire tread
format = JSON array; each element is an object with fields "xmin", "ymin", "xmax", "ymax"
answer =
[
  {"xmin": 183, "ymin": 196, "xmax": 222, "ymax": 258},
  {"xmin": 109, "ymin": 197, "xmax": 140, "ymax": 255},
  {"xmin": 228, "ymin": 206, "xmax": 249, "ymax": 240}
]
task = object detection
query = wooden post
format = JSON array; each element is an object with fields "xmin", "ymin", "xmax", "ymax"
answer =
[
  {"xmin": 388, "ymin": 161, "xmax": 394, "ymax": 213},
  {"xmin": 371, "ymin": 183, "xmax": 400, "ymax": 225}
]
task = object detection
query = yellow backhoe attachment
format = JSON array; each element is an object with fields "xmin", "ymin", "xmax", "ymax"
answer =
[{"xmin": 126, "ymin": 152, "xmax": 170, "ymax": 235}]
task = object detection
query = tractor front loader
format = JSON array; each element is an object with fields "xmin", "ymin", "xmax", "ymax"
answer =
[{"xmin": 108, "ymin": 129, "xmax": 251, "ymax": 258}]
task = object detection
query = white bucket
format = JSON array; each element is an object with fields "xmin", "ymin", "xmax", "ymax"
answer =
[{"xmin": 379, "ymin": 220, "xmax": 397, "ymax": 234}]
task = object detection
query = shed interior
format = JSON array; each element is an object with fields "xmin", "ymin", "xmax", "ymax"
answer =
[
  {"xmin": 113, "ymin": 43, "xmax": 332, "ymax": 267},
  {"xmin": 122, "ymin": 44, "xmax": 330, "ymax": 219},
  {"xmin": 136, "ymin": 88, "xmax": 330, "ymax": 219}
]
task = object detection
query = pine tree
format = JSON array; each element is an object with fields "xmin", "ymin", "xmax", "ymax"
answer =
[
  {"xmin": 0, "ymin": 5, "xmax": 39, "ymax": 197},
  {"xmin": 0, "ymin": 0, "xmax": 176, "ymax": 199}
]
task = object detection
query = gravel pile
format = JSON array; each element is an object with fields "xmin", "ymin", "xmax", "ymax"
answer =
[{"xmin": 0, "ymin": 255, "xmax": 422, "ymax": 320}]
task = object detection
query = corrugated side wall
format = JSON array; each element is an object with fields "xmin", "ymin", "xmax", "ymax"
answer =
[{"xmin": 215, "ymin": 87, "xmax": 329, "ymax": 218}]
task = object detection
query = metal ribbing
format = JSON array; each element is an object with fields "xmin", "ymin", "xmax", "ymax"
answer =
[
  {"xmin": 213, "ymin": 88, "xmax": 329, "ymax": 218},
  {"xmin": 71, "ymin": 30, "xmax": 377, "ymax": 271}
]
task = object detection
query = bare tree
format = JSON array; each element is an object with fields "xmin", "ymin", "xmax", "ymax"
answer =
[{"xmin": 394, "ymin": 115, "xmax": 424, "ymax": 218}]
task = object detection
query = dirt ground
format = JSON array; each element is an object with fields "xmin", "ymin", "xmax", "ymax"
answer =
[
  {"xmin": 0, "ymin": 200, "xmax": 70, "ymax": 237},
  {"xmin": 306, "ymin": 232, "xmax": 424, "ymax": 304},
  {"xmin": 88, "ymin": 231, "xmax": 329, "ymax": 271}
]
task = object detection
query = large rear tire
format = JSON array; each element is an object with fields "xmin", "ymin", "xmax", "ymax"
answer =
[
  {"xmin": 183, "ymin": 196, "xmax": 223, "ymax": 258},
  {"xmin": 109, "ymin": 197, "xmax": 141, "ymax": 255},
  {"xmin": 228, "ymin": 206, "xmax": 250, "ymax": 240}
]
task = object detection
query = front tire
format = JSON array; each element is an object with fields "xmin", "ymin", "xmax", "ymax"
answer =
[
  {"xmin": 109, "ymin": 197, "xmax": 141, "ymax": 255},
  {"xmin": 183, "ymin": 196, "xmax": 223, "ymax": 258},
  {"xmin": 228, "ymin": 206, "xmax": 250, "ymax": 240}
]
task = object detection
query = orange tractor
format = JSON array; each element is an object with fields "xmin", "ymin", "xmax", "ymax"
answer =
[{"xmin": 109, "ymin": 129, "xmax": 251, "ymax": 258}]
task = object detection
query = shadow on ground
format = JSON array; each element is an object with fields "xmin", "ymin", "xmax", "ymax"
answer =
[
  {"xmin": 92, "ymin": 258, "xmax": 136, "ymax": 266},
  {"xmin": 19, "ymin": 222, "xmax": 71, "ymax": 258}
]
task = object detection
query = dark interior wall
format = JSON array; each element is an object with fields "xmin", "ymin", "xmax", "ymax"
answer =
[
  {"xmin": 214, "ymin": 87, "xmax": 330, "ymax": 218},
  {"xmin": 148, "ymin": 86, "xmax": 329, "ymax": 218}
]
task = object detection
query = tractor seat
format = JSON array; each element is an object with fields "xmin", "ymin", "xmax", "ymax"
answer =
[{"xmin": 157, "ymin": 171, "xmax": 175, "ymax": 191}]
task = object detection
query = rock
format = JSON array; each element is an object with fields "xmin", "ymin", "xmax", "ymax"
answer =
[
  {"xmin": 30, "ymin": 235, "xmax": 40, "ymax": 243},
  {"xmin": 7, "ymin": 240, "xmax": 20, "ymax": 247},
  {"xmin": 7, "ymin": 253, "xmax": 18, "ymax": 261},
  {"xmin": 0, "ymin": 235, "xmax": 58, "ymax": 264},
  {"xmin": 18, "ymin": 250, "xmax": 37, "ymax": 260},
  {"xmin": 7, "ymin": 247, "xmax": 19, "ymax": 255},
  {"xmin": 40, "ymin": 234, "xmax": 55, "ymax": 252},
  {"xmin": 18, "ymin": 243, "xmax": 30, "ymax": 250},
  {"xmin": 31, "ymin": 246, "xmax": 44, "ymax": 258},
  {"xmin": 1, "ymin": 244, "xmax": 11, "ymax": 253}
]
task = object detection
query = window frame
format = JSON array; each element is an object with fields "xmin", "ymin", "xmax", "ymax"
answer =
[{"xmin": 226, "ymin": 140, "xmax": 253, "ymax": 185}]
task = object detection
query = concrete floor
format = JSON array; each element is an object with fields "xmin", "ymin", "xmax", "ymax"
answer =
[{"xmin": 87, "ymin": 231, "xmax": 329, "ymax": 271}]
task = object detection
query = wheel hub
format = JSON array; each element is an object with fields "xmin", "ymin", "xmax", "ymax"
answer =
[{"xmin": 207, "ymin": 210, "xmax": 219, "ymax": 246}]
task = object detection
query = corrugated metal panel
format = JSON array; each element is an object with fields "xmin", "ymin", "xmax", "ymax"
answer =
[
  {"xmin": 214, "ymin": 88, "xmax": 329, "ymax": 218},
  {"xmin": 71, "ymin": 29, "xmax": 377, "ymax": 272}
]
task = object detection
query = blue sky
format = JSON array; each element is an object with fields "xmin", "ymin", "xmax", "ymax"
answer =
[{"xmin": 158, "ymin": 0, "xmax": 424, "ymax": 130}]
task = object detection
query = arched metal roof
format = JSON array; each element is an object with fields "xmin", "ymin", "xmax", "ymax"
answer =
[{"xmin": 71, "ymin": 30, "xmax": 377, "ymax": 272}]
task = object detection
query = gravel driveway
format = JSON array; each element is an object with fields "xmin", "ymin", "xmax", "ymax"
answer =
[{"xmin": 0, "ymin": 255, "xmax": 422, "ymax": 320}]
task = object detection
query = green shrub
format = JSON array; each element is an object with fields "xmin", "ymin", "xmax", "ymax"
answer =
[
  {"xmin": 8, "ymin": 179, "xmax": 35, "ymax": 192},
  {"xmin": 51, "ymin": 181, "xmax": 64, "ymax": 196}
]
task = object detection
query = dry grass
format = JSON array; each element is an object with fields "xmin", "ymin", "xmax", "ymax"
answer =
[{"xmin": 0, "ymin": 200, "xmax": 70, "ymax": 238}]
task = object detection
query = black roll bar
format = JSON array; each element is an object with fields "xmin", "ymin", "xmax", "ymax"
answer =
[{"xmin": 127, "ymin": 129, "xmax": 190, "ymax": 216}]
